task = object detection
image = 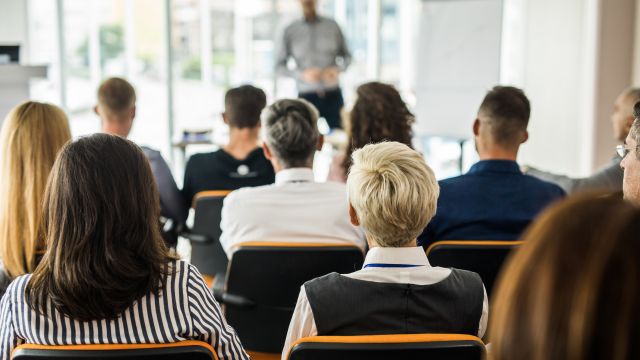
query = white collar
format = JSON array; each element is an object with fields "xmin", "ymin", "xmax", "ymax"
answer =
[
  {"xmin": 275, "ymin": 168, "xmax": 315, "ymax": 185},
  {"xmin": 363, "ymin": 247, "xmax": 431, "ymax": 268}
]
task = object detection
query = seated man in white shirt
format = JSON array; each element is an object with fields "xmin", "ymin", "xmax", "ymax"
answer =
[
  {"xmin": 219, "ymin": 98, "xmax": 365, "ymax": 258},
  {"xmin": 282, "ymin": 142, "xmax": 488, "ymax": 358}
]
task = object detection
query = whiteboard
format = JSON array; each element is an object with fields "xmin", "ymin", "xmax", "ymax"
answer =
[{"xmin": 414, "ymin": 0, "xmax": 503, "ymax": 139}]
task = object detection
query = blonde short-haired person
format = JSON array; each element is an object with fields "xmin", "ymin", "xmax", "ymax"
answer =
[
  {"xmin": 0, "ymin": 102, "xmax": 71, "ymax": 297},
  {"xmin": 282, "ymin": 142, "xmax": 488, "ymax": 357}
]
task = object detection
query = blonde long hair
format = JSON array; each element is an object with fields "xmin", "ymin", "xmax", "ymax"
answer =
[{"xmin": 0, "ymin": 101, "xmax": 71, "ymax": 278}]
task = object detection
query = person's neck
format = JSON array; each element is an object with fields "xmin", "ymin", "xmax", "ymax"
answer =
[
  {"xmin": 477, "ymin": 146, "xmax": 519, "ymax": 161},
  {"xmin": 102, "ymin": 124, "xmax": 129, "ymax": 138},
  {"xmin": 304, "ymin": 10, "xmax": 317, "ymax": 21},
  {"xmin": 367, "ymin": 238, "xmax": 417, "ymax": 249},
  {"xmin": 273, "ymin": 161, "xmax": 314, "ymax": 174},
  {"xmin": 224, "ymin": 127, "xmax": 260, "ymax": 160}
]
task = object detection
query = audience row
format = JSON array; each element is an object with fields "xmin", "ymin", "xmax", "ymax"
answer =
[{"xmin": 0, "ymin": 78, "xmax": 638, "ymax": 360}]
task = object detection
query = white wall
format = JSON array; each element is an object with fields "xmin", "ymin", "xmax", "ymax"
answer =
[
  {"xmin": 508, "ymin": 0, "xmax": 635, "ymax": 176},
  {"xmin": 0, "ymin": 0, "xmax": 27, "ymax": 60},
  {"xmin": 507, "ymin": 0, "xmax": 594, "ymax": 176}
]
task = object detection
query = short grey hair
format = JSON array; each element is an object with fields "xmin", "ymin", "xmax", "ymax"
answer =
[
  {"xmin": 262, "ymin": 99, "xmax": 320, "ymax": 168},
  {"xmin": 632, "ymin": 102, "xmax": 640, "ymax": 159}
]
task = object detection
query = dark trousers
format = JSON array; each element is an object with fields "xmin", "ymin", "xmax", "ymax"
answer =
[{"xmin": 299, "ymin": 87, "xmax": 344, "ymax": 129}]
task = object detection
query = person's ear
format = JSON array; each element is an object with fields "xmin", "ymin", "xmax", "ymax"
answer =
[
  {"xmin": 624, "ymin": 116, "xmax": 635, "ymax": 133},
  {"xmin": 348, "ymin": 203, "xmax": 360, "ymax": 226},
  {"xmin": 131, "ymin": 106, "xmax": 136, "ymax": 120},
  {"xmin": 94, "ymin": 105, "xmax": 99, "ymax": 116},
  {"xmin": 521, "ymin": 130, "xmax": 529, "ymax": 144},
  {"xmin": 263, "ymin": 142, "xmax": 273, "ymax": 160},
  {"xmin": 473, "ymin": 118, "xmax": 480, "ymax": 136},
  {"xmin": 316, "ymin": 134, "xmax": 324, "ymax": 151},
  {"xmin": 222, "ymin": 112, "xmax": 229, "ymax": 125}
]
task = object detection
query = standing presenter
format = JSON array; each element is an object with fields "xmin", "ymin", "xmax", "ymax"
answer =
[{"xmin": 276, "ymin": 0, "xmax": 351, "ymax": 130}]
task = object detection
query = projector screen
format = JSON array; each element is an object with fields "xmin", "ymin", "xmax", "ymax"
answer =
[{"xmin": 414, "ymin": 0, "xmax": 503, "ymax": 140}]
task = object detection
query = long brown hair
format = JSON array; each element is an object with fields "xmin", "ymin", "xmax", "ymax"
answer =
[
  {"xmin": 490, "ymin": 194, "xmax": 640, "ymax": 360},
  {"xmin": 343, "ymin": 82, "xmax": 414, "ymax": 173},
  {"xmin": 27, "ymin": 134, "xmax": 176, "ymax": 321},
  {"xmin": 0, "ymin": 102, "xmax": 71, "ymax": 278}
]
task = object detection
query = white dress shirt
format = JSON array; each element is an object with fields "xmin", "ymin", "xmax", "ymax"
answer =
[
  {"xmin": 281, "ymin": 246, "xmax": 489, "ymax": 359},
  {"xmin": 219, "ymin": 168, "xmax": 366, "ymax": 258}
]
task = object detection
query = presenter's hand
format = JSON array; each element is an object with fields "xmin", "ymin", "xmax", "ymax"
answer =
[
  {"xmin": 322, "ymin": 66, "xmax": 340, "ymax": 86},
  {"xmin": 301, "ymin": 68, "xmax": 323, "ymax": 83}
]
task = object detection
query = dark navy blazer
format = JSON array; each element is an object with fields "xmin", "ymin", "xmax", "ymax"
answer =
[{"xmin": 418, "ymin": 160, "xmax": 565, "ymax": 248}]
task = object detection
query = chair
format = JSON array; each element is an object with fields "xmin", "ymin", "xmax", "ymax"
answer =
[
  {"xmin": 286, "ymin": 334, "xmax": 485, "ymax": 360},
  {"xmin": 11, "ymin": 340, "xmax": 218, "ymax": 360},
  {"xmin": 182, "ymin": 190, "xmax": 232, "ymax": 281},
  {"xmin": 216, "ymin": 242, "xmax": 364, "ymax": 354},
  {"xmin": 426, "ymin": 240, "xmax": 523, "ymax": 297}
]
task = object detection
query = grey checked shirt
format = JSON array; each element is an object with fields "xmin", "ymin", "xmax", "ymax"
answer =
[{"xmin": 276, "ymin": 16, "xmax": 351, "ymax": 94}]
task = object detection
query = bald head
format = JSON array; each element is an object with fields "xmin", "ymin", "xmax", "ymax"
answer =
[{"xmin": 612, "ymin": 87, "xmax": 640, "ymax": 142}]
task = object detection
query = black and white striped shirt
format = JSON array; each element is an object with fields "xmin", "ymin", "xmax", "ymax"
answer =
[{"xmin": 0, "ymin": 260, "xmax": 248, "ymax": 360}]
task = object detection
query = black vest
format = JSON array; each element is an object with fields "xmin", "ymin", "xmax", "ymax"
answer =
[{"xmin": 304, "ymin": 269, "xmax": 484, "ymax": 336}]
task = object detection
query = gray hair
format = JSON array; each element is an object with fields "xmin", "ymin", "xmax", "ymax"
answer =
[
  {"xmin": 632, "ymin": 102, "xmax": 640, "ymax": 159},
  {"xmin": 262, "ymin": 99, "xmax": 320, "ymax": 168}
]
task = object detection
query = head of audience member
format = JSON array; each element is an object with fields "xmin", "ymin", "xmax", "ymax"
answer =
[
  {"xmin": 473, "ymin": 86, "xmax": 530, "ymax": 161},
  {"xmin": 343, "ymin": 82, "xmax": 414, "ymax": 174},
  {"xmin": 490, "ymin": 194, "xmax": 640, "ymax": 360},
  {"xmin": 27, "ymin": 134, "xmax": 175, "ymax": 321},
  {"xmin": 0, "ymin": 102, "xmax": 71, "ymax": 279},
  {"xmin": 611, "ymin": 88, "xmax": 640, "ymax": 142},
  {"xmin": 347, "ymin": 142, "xmax": 439, "ymax": 249},
  {"xmin": 621, "ymin": 104, "xmax": 640, "ymax": 205},
  {"xmin": 261, "ymin": 99, "xmax": 323, "ymax": 172},
  {"xmin": 223, "ymin": 85, "xmax": 266, "ymax": 137},
  {"xmin": 299, "ymin": 0, "xmax": 318, "ymax": 20},
  {"xmin": 94, "ymin": 77, "xmax": 136, "ymax": 138}
]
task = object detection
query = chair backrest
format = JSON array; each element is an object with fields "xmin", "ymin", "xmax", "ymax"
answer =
[
  {"xmin": 12, "ymin": 341, "xmax": 218, "ymax": 360},
  {"xmin": 190, "ymin": 190, "xmax": 232, "ymax": 277},
  {"xmin": 224, "ymin": 242, "xmax": 365, "ymax": 353},
  {"xmin": 426, "ymin": 240, "xmax": 523, "ymax": 297},
  {"xmin": 286, "ymin": 334, "xmax": 485, "ymax": 360}
]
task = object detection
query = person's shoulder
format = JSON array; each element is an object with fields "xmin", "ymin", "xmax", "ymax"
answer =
[
  {"xmin": 284, "ymin": 18, "xmax": 305, "ymax": 33},
  {"xmin": 140, "ymin": 146, "xmax": 166, "ymax": 163},
  {"xmin": 522, "ymin": 174, "xmax": 566, "ymax": 196},
  {"xmin": 319, "ymin": 16, "xmax": 340, "ymax": 26},
  {"xmin": 438, "ymin": 174, "xmax": 472, "ymax": 189},
  {"xmin": 3, "ymin": 273, "xmax": 31, "ymax": 298},
  {"xmin": 187, "ymin": 151, "xmax": 220, "ymax": 165},
  {"xmin": 225, "ymin": 183, "xmax": 274, "ymax": 203}
]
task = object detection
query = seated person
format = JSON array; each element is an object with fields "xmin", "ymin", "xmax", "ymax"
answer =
[
  {"xmin": 327, "ymin": 81, "xmax": 414, "ymax": 183},
  {"xmin": 95, "ymin": 78, "xmax": 187, "ymax": 245},
  {"xmin": 621, "ymin": 102, "xmax": 640, "ymax": 205},
  {"xmin": 489, "ymin": 194, "xmax": 639, "ymax": 360},
  {"xmin": 419, "ymin": 86, "xmax": 565, "ymax": 248},
  {"xmin": 0, "ymin": 102, "xmax": 71, "ymax": 297},
  {"xmin": 219, "ymin": 99, "xmax": 365, "ymax": 258},
  {"xmin": 282, "ymin": 142, "xmax": 488, "ymax": 357},
  {"xmin": 0, "ymin": 134, "xmax": 248, "ymax": 360},
  {"xmin": 183, "ymin": 85, "xmax": 275, "ymax": 205},
  {"xmin": 524, "ymin": 87, "xmax": 640, "ymax": 193}
]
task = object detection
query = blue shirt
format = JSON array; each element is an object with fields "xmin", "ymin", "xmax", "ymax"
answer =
[{"xmin": 418, "ymin": 160, "xmax": 565, "ymax": 248}]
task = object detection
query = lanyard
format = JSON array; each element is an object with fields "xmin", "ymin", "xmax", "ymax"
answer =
[{"xmin": 363, "ymin": 263, "xmax": 423, "ymax": 269}]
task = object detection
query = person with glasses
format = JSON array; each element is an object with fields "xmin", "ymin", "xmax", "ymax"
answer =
[
  {"xmin": 620, "ymin": 102, "xmax": 640, "ymax": 204},
  {"xmin": 524, "ymin": 88, "xmax": 640, "ymax": 193}
]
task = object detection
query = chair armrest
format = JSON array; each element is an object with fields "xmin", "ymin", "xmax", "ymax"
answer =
[
  {"xmin": 181, "ymin": 231, "xmax": 213, "ymax": 244},
  {"xmin": 212, "ymin": 273, "xmax": 226, "ymax": 302},
  {"xmin": 221, "ymin": 293, "xmax": 256, "ymax": 309}
]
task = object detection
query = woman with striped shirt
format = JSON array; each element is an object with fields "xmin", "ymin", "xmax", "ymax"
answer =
[{"xmin": 0, "ymin": 134, "xmax": 248, "ymax": 360}]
